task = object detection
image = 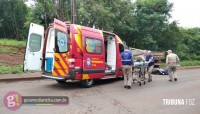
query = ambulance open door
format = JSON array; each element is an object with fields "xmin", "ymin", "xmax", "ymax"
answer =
[{"xmin": 23, "ymin": 23, "xmax": 44, "ymax": 72}]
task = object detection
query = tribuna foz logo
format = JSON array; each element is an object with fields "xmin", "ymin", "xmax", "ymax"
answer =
[{"xmin": 163, "ymin": 99, "xmax": 195, "ymax": 106}]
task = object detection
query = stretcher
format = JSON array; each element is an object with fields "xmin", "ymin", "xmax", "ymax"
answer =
[{"xmin": 132, "ymin": 62, "xmax": 148, "ymax": 86}]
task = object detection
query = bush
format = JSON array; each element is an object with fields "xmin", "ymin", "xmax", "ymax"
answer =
[
  {"xmin": 0, "ymin": 64, "xmax": 23, "ymax": 74},
  {"xmin": 180, "ymin": 60, "xmax": 200, "ymax": 66},
  {"xmin": 160, "ymin": 60, "xmax": 200, "ymax": 67}
]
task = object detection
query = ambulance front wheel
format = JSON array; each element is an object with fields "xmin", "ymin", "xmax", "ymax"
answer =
[
  {"xmin": 81, "ymin": 79, "xmax": 94, "ymax": 88},
  {"xmin": 56, "ymin": 79, "xmax": 67, "ymax": 83}
]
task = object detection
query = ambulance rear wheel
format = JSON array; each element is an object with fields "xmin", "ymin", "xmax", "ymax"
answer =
[
  {"xmin": 81, "ymin": 79, "xmax": 94, "ymax": 88},
  {"xmin": 56, "ymin": 79, "xmax": 67, "ymax": 83},
  {"xmin": 117, "ymin": 76, "xmax": 124, "ymax": 80}
]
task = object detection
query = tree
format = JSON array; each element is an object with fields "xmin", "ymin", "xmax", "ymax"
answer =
[
  {"xmin": 77, "ymin": 0, "xmax": 115, "ymax": 30},
  {"xmin": 28, "ymin": 0, "xmax": 71, "ymax": 29},
  {"xmin": 0, "ymin": 0, "xmax": 28, "ymax": 40},
  {"xmin": 159, "ymin": 21, "xmax": 182, "ymax": 51},
  {"xmin": 77, "ymin": 0, "xmax": 135, "ymax": 48},
  {"xmin": 178, "ymin": 27, "xmax": 200, "ymax": 60},
  {"xmin": 132, "ymin": 0, "xmax": 173, "ymax": 50},
  {"xmin": 33, "ymin": 0, "xmax": 56, "ymax": 29}
]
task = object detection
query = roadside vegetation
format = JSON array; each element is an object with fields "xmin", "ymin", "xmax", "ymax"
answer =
[
  {"xmin": 0, "ymin": 64, "xmax": 23, "ymax": 74},
  {"xmin": 161, "ymin": 61, "xmax": 200, "ymax": 68},
  {"xmin": 0, "ymin": 39, "xmax": 25, "ymax": 74},
  {"xmin": 0, "ymin": 39, "xmax": 26, "ymax": 46},
  {"xmin": 180, "ymin": 61, "xmax": 200, "ymax": 66}
]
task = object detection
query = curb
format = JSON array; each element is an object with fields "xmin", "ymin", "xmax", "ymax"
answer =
[
  {"xmin": 0, "ymin": 72, "xmax": 45, "ymax": 82},
  {"xmin": 0, "ymin": 77, "xmax": 45, "ymax": 82}
]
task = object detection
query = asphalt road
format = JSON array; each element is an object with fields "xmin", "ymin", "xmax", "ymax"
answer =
[{"xmin": 0, "ymin": 68, "xmax": 200, "ymax": 114}]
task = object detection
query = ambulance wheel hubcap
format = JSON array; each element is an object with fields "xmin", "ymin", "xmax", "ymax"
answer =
[{"xmin": 86, "ymin": 79, "xmax": 93, "ymax": 85}]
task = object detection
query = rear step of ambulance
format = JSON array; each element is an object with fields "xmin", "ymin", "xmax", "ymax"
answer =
[{"xmin": 42, "ymin": 72, "xmax": 66, "ymax": 80}]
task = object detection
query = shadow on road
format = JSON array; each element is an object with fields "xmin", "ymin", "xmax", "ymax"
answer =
[{"xmin": 46, "ymin": 78, "xmax": 123, "ymax": 90}]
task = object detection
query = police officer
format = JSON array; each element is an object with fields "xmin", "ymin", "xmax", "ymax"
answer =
[
  {"xmin": 145, "ymin": 50, "xmax": 154, "ymax": 82},
  {"xmin": 166, "ymin": 50, "xmax": 180, "ymax": 82},
  {"xmin": 121, "ymin": 46, "xmax": 133, "ymax": 89}
]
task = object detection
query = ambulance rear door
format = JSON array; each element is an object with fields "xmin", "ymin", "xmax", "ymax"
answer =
[{"xmin": 23, "ymin": 23, "xmax": 44, "ymax": 72}]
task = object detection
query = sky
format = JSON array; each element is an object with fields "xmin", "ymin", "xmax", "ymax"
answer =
[{"xmin": 168, "ymin": 0, "xmax": 200, "ymax": 28}]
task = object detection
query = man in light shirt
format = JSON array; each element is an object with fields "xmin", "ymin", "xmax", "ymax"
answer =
[{"xmin": 166, "ymin": 50, "xmax": 180, "ymax": 82}]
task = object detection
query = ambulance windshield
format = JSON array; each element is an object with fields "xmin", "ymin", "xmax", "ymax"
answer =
[{"xmin": 55, "ymin": 30, "xmax": 68, "ymax": 53}]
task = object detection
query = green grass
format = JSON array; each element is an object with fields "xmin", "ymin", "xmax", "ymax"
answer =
[
  {"xmin": 0, "ymin": 38, "xmax": 26, "ymax": 46},
  {"xmin": 0, "ymin": 47, "xmax": 14, "ymax": 52},
  {"xmin": 160, "ymin": 60, "xmax": 200, "ymax": 67},
  {"xmin": 160, "ymin": 62, "xmax": 167, "ymax": 68},
  {"xmin": 180, "ymin": 60, "xmax": 200, "ymax": 66},
  {"xmin": 0, "ymin": 47, "xmax": 18, "ymax": 53},
  {"xmin": 0, "ymin": 63, "xmax": 23, "ymax": 74}
]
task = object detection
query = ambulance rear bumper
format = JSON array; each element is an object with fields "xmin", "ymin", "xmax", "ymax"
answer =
[{"xmin": 42, "ymin": 75, "xmax": 66, "ymax": 80}]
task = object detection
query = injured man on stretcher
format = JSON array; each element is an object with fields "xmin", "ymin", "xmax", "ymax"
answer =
[{"xmin": 132, "ymin": 54, "xmax": 149, "ymax": 83}]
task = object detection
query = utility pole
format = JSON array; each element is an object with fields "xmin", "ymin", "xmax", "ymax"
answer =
[{"xmin": 71, "ymin": 0, "xmax": 77, "ymax": 24}]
